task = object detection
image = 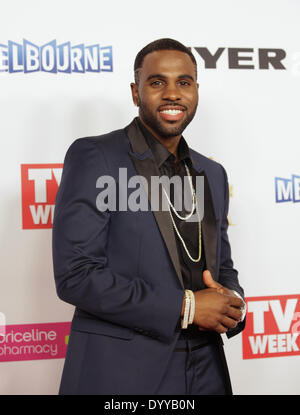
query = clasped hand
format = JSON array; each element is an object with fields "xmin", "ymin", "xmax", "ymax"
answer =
[{"xmin": 193, "ymin": 270, "xmax": 244, "ymax": 334}]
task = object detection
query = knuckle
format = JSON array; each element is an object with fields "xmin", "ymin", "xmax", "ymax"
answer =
[
  {"xmin": 236, "ymin": 301, "xmax": 242, "ymax": 309},
  {"xmin": 224, "ymin": 296, "xmax": 230, "ymax": 305},
  {"xmin": 230, "ymin": 320, "xmax": 238, "ymax": 328},
  {"xmin": 222, "ymin": 305, "xmax": 229, "ymax": 315}
]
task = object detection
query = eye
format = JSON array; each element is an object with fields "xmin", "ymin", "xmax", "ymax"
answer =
[
  {"xmin": 150, "ymin": 80, "xmax": 164, "ymax": 87},
  {"xmin": 178, "ymin": 80, "xmax": 190, "ymax": 86}
]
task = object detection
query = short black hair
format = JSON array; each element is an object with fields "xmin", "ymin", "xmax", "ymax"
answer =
[{"xmin": 134, "ymin": 38, "xmax": 197, "ymax": 83}]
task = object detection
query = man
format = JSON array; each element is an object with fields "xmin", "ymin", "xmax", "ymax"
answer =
[{"xmin": 52, "ymin": 38, "xmax": 245, "ymax": 395}]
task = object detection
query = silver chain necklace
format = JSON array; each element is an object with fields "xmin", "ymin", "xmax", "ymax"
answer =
[
  {"xmin": 162, "ymin": 163, "xmax": 202, "ymax": 263},
  {"xmin": 162, "ymin": 164, "xmax": 196, "ymax": 220}
]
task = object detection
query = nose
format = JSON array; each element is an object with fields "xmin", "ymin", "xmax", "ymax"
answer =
[{"xmin": 161, "ymin": 82, "xmax": 181, "ymax": 101}]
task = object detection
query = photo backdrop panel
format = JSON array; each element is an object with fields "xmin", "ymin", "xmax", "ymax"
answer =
[{"xmin": 0, "ymin": 0, "xmax": 299, "ymax": 394}]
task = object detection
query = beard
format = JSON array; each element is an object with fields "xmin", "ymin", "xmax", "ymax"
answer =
[{"xmin": 138, "ymin": 99, "xmax": 198, "ymax": 139}]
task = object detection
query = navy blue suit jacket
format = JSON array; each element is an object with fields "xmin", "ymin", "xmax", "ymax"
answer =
[{"xmin": 52, "ymin": 118, "xmax": 245, "ymax": 394}]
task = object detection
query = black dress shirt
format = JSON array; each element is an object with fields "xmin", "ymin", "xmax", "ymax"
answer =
[
  {"xmin": 137, "ymin": 118, "xmax": 206, "ymax": 289},
  {"xmin": 136, "ymin": 119, "xmax": 212, "ymax": 341}
]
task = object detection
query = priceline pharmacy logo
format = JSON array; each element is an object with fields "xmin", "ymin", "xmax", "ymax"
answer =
[
  {"xmin": 0, "ymin": 40, "xmax": 113, "ymax": 73},
  {"xmin": 0, "ymin": 321, "xmax": 71, "ymax": 362}
]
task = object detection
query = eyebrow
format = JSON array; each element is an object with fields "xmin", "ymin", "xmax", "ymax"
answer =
[{"xmin": 146, "ymin": 73, "xmax": 195, "ymax": 82}]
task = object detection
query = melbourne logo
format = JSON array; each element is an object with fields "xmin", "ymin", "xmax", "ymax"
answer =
[
  {"xmin": 21, "ymin": 164, "xmax": 63, "ymax": 229},
  {"xmin": 0, "ymin": 40, "xmax": 113, "ymax": 73},
  {"xmin": 242, "ymin": 294, "xmax": 300, "ymax": 359},
  {"xmin": 275, "ymin": 175, "xmax": 300, "ymax": 203}
]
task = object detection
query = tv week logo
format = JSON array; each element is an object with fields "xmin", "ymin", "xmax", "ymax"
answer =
[
  {"xmin": 242, "ymin": 294, "xmax": 300, "ymax": 359},
  {"xmin": 21, "ymin": 164, "xmax": 62, "ymax": 229}
]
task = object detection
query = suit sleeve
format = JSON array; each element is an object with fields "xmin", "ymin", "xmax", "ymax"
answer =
[
  {"xmin": 52, "ymin": 138, "xmax": 184, "ymax": 343},
  {"xmin": 218, "ymin": 165, "xmax": 246, "ymax": 338}
]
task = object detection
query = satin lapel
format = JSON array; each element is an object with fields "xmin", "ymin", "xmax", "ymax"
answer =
[
  {"xmin": 124, "ymin": 119, "xmax": 184, "ymax": 288},
  {"xmin": 190, "ymin": 154, "xmax": 218, "ymax": 281},
  {"xmin": 201, "ymin": 173, "xmax": 217, "ymax": 281}
]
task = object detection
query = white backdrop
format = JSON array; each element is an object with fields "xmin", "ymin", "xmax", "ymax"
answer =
[{"xmin": 0, "ymin": 0, "xmax": 299, "ymax": 395}]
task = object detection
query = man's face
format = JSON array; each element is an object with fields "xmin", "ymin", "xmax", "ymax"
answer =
[{"xmin": 131, "ymin": 49, "xmax": 199, "ymax": 140}]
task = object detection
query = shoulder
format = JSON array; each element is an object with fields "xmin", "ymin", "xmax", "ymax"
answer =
[
  {"xmin": 58, "ymin": 128, "xmax": 130, "ymax": 196},
  {"xmin": 66, "ymin": 128, "xmax": 129, "ymax": 155},
  {"xmin": 63, "ymin": 127, "xmax": 131, "ymax": 170}
]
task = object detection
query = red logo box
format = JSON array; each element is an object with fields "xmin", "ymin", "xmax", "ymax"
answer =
[
  {"xmin": 242, "ymin": 294, "xmax": 300, "ymax": 359},
  {"xmin": 21, "ymin": 164, "xmax": 63, "ymax": 229},
  {"xmin": 0, "ymin": 321, "xmax": 71, "ymax": 362}
]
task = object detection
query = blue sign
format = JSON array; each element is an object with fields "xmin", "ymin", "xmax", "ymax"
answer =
[
  {"xmin": 0, "ymin": 39, "xmax": 113, "ymax": 73},
  {"xmin": 275, "ymin": 175, "xmax": 300, "ymax": 203}
]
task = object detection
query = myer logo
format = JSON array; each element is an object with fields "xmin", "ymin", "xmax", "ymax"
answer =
[
  {"xmin": 0, "ymin": 40, "xmax": 113, "ymax": 73},
  {"xmin": 242, "ymin": 294, "xmax": 300, "ymax": 359},
  {"xmin": 190, "ymin": 47, "xmax": 286, "ymax": 70},
  {"xmin": 21, "ymin": 164, "xmax": 62, "ymax": 229},
  {"xmin": 275, "ymin": 175, "xmax": 300, "ymax": 203}
]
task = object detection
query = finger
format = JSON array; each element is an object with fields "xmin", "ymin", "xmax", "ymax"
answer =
[
  {"xmin": 203, "ymin": 270, "xmax": 223, "ymax": 290},
  {"xmin": 220, "ymin": 315, "xmax": 239, "ymax": 330},
  {"xmin": 225, "ymin": 305, "xmax": 243, "ymax": 322},
  {"xmin": 227, "ymin": 295, "xmax": 244, "ymax": 309},
  {"xmin": 215, "ymin": 323, "xmax": 228, "ymax": 334}
]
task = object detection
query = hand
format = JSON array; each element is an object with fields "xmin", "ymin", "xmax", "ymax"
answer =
[
  {"xmin": 203, "ymin": 269, "xmax": 238, "ymax": 298},
  {"xmin": 193, "ymin": 270, "xmax": 243, "ymax": 334}
]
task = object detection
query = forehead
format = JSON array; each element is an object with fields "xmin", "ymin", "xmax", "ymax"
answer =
[{"xmin": 139, "ymin": 49, "xmax": 196, "ymax": 80}]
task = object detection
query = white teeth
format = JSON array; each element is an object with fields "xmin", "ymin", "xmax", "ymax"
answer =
[{"xmin": 161, "ymin": 109, "xmax": 182, "ymax": 115}]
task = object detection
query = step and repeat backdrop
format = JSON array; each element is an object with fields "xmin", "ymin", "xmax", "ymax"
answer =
[{"xmin": 0, "ymin": 0, "xmax": 299, "ymax": 395}]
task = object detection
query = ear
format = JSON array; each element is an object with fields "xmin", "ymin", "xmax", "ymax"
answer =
[{"xmin": 130, "ymin": 82, "xmax": 139, "ymax": 107}]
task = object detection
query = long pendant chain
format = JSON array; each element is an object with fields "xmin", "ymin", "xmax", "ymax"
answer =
[
  {"xmin": 164, "ymin": 163, "xmax": 202, "ymax": 263},
  {"xmin": 162, "ymin": 164, "xmax": 196, "ymax": 220}
]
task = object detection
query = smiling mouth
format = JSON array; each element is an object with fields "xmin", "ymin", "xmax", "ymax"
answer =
[{"xmin": 158, "ymin": 106, "xmax": 186, "ymax": 121}]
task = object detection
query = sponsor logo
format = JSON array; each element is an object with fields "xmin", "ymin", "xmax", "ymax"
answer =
[
  {"xmin": 21, "ymin": 164, "xmax": 63, "ymax": 229},
  {"xmin": 190, "ymin": 47, "xmax": 287, "ymax": 70},
  {"xmin": 0, "ymin": 40, "xmax": 113, "ymax": 73},
  {"xmin": 242, "ymin": 294, "xmax": 300, "ymax": 359},
  {"xmin": 0, "ymin": 322, "xmax": 71, "ymax": 362},
  {"xmin": 0, "ymin": 313, "xmax": 6, "ymax": 337},
  {"xmin": 275, "ymin": 175, "xmax": 300, "ymax": 203}
]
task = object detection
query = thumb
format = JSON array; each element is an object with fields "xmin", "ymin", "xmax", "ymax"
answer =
[{"xmin": 203, "ymin": 270, "xmax": 223, "ymax": 291}]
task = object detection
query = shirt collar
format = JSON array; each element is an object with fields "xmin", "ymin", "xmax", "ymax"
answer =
[{"xmin": 136, "ymin": 117, "xmax": 191, "ymax": 168}]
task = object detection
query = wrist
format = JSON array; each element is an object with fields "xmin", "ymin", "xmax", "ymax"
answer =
[
  {"xmin": 181, "ymin": 290, "xmax": 195, "ymax": 329},
  {"xmin": 181, "ymin": 296, "xmax": 185, "ymax": 317}
]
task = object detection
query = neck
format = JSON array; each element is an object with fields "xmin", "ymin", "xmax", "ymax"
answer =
[{"xmin": 139, "ymin": 117, "xmax": 181, "ymax": 162}]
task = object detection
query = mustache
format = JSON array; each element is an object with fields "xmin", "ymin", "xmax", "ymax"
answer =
[{"xmin": 157, "ymin": 103, "xmax": 187, "ymax": 111}]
